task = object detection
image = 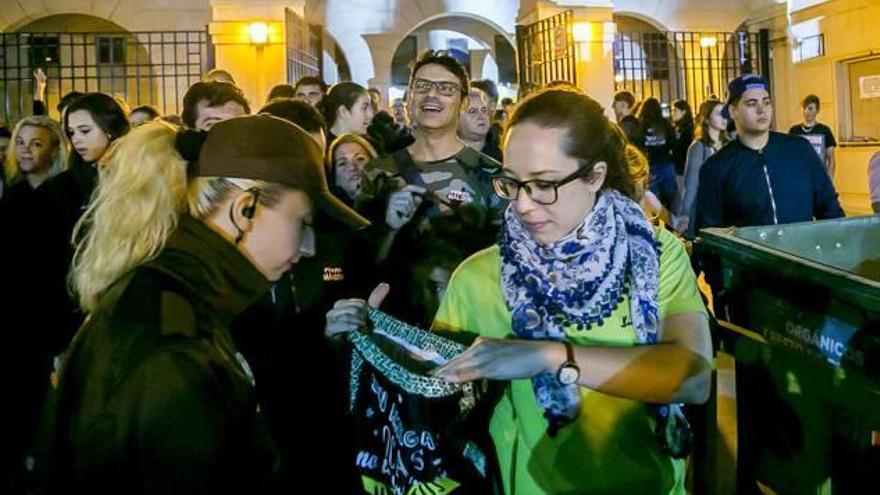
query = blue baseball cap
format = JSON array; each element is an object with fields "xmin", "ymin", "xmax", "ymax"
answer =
[{"xmin": 722, "ymin": 74, "xmax": 770, "ymax": 118}]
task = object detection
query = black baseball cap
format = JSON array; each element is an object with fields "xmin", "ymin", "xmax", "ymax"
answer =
[
  {"xmin": 722, "ymin": 74, "xmax": 770, "ymax": 118},
  {"xmin": 193, "ymin": 114, "xmax": 369, "ymax": 228}
]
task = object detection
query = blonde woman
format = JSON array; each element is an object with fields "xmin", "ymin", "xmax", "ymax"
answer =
[
  {"xmin": 36, "ymin": 115, "xmax": 369, "ymax": 493},
  {"xmin": 0, "ymin": 115, "xmax": 68, "ymax": 485},
  {"xmin": 2, "ymin": 115, "xmax": 67, "ymax": 198}
]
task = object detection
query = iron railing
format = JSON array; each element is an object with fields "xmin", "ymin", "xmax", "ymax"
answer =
[
  {"xmin": 613, "ymin": 29, "xmax": 770, "ymax": 109},
  {"xmin": 285, "ymin": 8, "xmax": 322, "ymax": 84},
  {"xmin": 516, "ymin": 11, "xmax": 577, "ymax": 93},
  {"xmin": 0, "ymin": 29, "xmax": 211, "ymax": 124}
]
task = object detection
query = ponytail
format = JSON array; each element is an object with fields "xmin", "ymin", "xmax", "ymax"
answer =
[
  {"xmin": 71, "ymin": 121, "xmax": 287, "ymax": 312},
  {"xmin": 318, "ymin": 82, "xmax": 368, "ymax": 129}
]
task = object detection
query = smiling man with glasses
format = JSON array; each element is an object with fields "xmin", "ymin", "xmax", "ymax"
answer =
[{"xmin": 355, "ymin": 50, "xmax": 506, "ymax": 325}]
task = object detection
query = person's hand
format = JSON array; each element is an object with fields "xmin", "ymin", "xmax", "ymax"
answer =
[
  {"xmin": 34, "ymin": 68, "xmax": 48, "ymax": 89},
  {"xmin": 324, "ymin": 283, "xmax": 390, "ymax": 338},
  {"xmin": 385, "ymin": 185, "xmax": 425, "ymax": 230},
  {"xmin": 433, "ymin": 337, "xmax": 567, "ymax": 383},
  {"xmin": 34, "ymin": 68, "xmax": 48, "ymax": 100}
]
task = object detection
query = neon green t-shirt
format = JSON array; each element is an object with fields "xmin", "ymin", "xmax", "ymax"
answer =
[{"xmin": 433, "ymin": 228, "xmax": 707, "ymax": 495}]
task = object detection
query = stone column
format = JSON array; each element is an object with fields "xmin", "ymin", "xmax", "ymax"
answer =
[
  {"xmin": 470, "ymin": 48, "xmax": 491, "ymax": 81},
  {"xmin": 363, "ymin": 32, "xmax": 400, "ymax": 109}
]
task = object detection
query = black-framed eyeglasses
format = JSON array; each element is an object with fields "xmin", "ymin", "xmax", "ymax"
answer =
[
  {"xmin": 411, "ymin": 78, "xmax": 461, "ymax": 97},
  {"xmin": 492, "ymin": 163, "xmax": 596, "ymax": 205}
]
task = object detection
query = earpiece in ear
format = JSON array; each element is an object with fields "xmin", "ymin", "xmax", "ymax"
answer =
[
  {"xmin": 242, "ymin": 203, "xmax": 256, "ymax": 219},
  {"xmin": 242, "ymin": 189, "xmax": 260, "ymax": 219}
]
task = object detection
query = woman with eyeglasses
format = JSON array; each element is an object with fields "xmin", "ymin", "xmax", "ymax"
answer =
[{"xmin": 428, "ymin": 89, "xmax": 712, "ymax": 494}]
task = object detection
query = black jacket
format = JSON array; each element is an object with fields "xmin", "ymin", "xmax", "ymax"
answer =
[
  {"xmin": 35, "ymin": 216, "xmax": 279, "ymax": 495},
  {"xmin": 695, "ymin": 132, "xmax": 844, "ymax": 230},
  {"xmin": 230, "ymin": 219, "xmax": 368, "ymax": 492}
]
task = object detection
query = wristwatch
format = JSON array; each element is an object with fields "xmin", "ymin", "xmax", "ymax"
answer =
[{"xmin": 556, "ymin": 341, "xmax": 580, "ymax": 385}]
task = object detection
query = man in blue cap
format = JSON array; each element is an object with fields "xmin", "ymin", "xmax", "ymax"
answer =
[{"xmin": 695, "ymin": 74, "xmax": 843, "ymax": 231}]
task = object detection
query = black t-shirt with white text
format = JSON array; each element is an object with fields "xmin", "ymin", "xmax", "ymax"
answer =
[{"xmin": 789, "ymin": 122, "xmax": 836, "ymax": 165}]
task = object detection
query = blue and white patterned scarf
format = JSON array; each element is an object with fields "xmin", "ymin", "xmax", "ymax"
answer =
[{"xmin": 500, "ymin": 188, "xmax": 661, "ymax": 435}]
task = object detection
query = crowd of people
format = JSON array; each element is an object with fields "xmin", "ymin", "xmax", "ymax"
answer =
[{"xmin": 0, "ymin": 48, "xmax": 857, "ymax": 494}]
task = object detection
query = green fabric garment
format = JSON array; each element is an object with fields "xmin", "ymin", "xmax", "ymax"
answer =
[{"xmin": 433, "ymin": 227, "xmax": 706, "ymax": 495}]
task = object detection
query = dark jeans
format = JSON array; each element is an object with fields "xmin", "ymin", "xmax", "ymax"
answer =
[{"xmin": 650, "ymin": 161, "xmax": 678, "ymax": 212}]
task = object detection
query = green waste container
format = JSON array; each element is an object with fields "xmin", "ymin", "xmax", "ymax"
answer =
[{"xmin": 696, "ymin": 215, "xmax": 880, "ymax": 495}]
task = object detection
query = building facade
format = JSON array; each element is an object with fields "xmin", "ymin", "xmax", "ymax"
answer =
[{"xmin": 1, "ymin": 0, "xmax": 876, "ymax": 213}]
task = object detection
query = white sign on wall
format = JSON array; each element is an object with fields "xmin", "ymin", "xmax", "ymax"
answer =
[{"xmin": 859, "ymin": 75, "xmax": 880, "ymax": 99}]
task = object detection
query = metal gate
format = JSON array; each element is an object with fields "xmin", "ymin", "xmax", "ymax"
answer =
[
  {"xmin": 0, "ymin": 29, "xmax": 211, "ymax": 124},
  {"xmin": 515, "ymin": 10, "xmax": 576, "ymax": 93},
  {"xmin": 285, "ymin": 8, "xmax": 322, "ymax": 84},
  {"xmin": 613, "ymin": 29, "xmax": 770, "ymax": 109}
]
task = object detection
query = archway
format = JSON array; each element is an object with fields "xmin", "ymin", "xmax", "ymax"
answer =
[{"xmin": 388, "ymin": 14, "xmax": 517, "ymax": 102}]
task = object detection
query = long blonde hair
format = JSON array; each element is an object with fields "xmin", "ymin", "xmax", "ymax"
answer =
[
  {"xmin": 4, "ymin": 115, "xmax": 68, "ymax": 186},
  {"xmin": 72, "ymin": 121, "xmax": 284, "ymax": 312}
]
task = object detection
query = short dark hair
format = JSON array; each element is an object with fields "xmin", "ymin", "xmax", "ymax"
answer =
[
  {"xmin": 508, "ymin": 89, "xmax": 637, "ymax": 200},
  {"xmin": 613, "ymin": 90, "xmax": 636, "ymax": 109},
  {"xmin": 294, "ymin": 76, "xmax": 328, "ymax": 94},
  {"xmin": 268, "ymin": 84, "xmax": 296, "ymax": 100},
  {"xmin": 130, "ymin": 105, "xmax": 160, "ymax": 120},
  {"xmin": 802, "ymin": 94, "xmax": 820, "ymax": 110},
  {"xmin": 409, "ymin": 50, "xmax": 469, "ymax": 99},
  {"xmin": 471, "ymin": 79, "xmax": 499, "ymax": 102},
  {"xmin": 259, "ymin": 97, "xmax": 327, "ymax": 136},
  {"xmin": 317, "ymin": 82, "xmax": 368, "ymax": 128},
  {"xmin": 181, "ymin": 81, "xmax": 250, "ymax": 128},
  {"xmin": 546, "ymin": 80, "xmax": 581, "ymax": 93},
  {"xmin": 204, "ymin": 68, "xmax": 235, "ymax": 84},
  {"xmin": 501, "ymin": 97, "xmax": 514, "ymax": 107},
  {"xmin": 371, "ymin": 110, "xmax": 394, "ymax": 127},
  {"xmin": 57, "ymin": 90, "xmax": 84, "ymax": 114}
]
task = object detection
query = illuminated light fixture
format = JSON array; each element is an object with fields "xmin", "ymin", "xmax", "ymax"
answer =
[
  {"xmin": 572, "ymin": 22, "xmax": 591, "ymax": 43},
  {"xmin": 249, "ymin": 22, "xmax": 269, "ymax": 45},
  {"xmin": 700, "ymin": 35, "xmax": 718, "ymax": 48},
  {"xmin": 614, "ymin": 73, "xmax": 625, "ymax": 83}
]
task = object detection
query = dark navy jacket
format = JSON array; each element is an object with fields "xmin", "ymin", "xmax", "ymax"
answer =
[{"xmin": 695, "ymin": 131, "xmax": 844, "ymax": 230}]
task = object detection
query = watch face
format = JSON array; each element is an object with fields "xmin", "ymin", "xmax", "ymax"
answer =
[{"xmin": 558, "ymin": 366, "xmax": 579, "ymax": 385}]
